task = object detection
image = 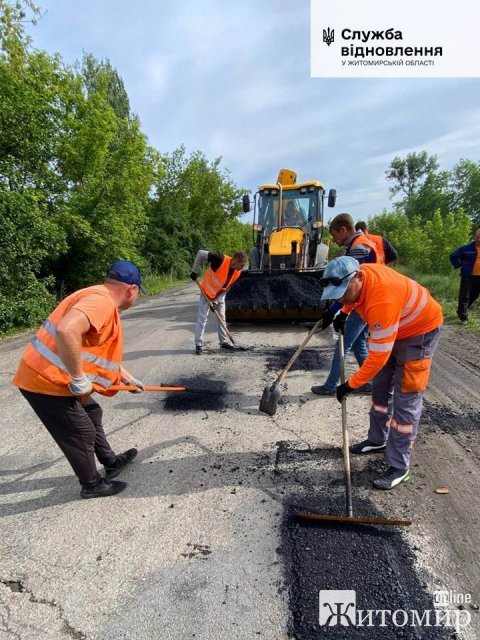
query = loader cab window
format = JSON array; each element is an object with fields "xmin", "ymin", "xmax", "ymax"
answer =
[
  {"xmin": 257, "ymin": 189, "xmax": 320, "ymax": 233},
  {"xmin": 257, "ymin": 193, "xmax": 279, "ymax": 235}
]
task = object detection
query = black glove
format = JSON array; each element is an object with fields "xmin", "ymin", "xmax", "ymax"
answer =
[
  {"xmin": 190, "ymin": 272, "xmax": 198, "ymax": 281},
  {"xmin": 210, "ymin": 301, "xmax": 218, "ymax": 311},
  {"xmin": 333, "ymin": 311, "xmax": 348, "ymax": 334},
  {"xmin": 321, "ymin": 310, "xmax": 335, "ymax": 330},
  {"xmin": 336, "ymin": 381, "xmax": 352, "ymax": 403}
]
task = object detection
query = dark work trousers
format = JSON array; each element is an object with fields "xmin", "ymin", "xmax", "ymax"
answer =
[
  {"xmin": 20, "ymin": 390, "xmax": 117, "ymax": 487},
  {"xmin": 457, "ymin": 275, "xmax": 480, "ymax": 321}
]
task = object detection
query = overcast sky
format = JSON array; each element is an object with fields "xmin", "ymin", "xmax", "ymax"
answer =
[{"xmin": 26, "ymin": 0, "xmax": 480, "ymax": 222}]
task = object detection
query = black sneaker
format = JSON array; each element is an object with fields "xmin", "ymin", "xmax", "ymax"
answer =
[
  {"xmin": 220, "ymin": 342, "xmax": 235, "ymax": 350},
  {"xmin": 373, "ymin": 466, "xmax": 410, "ymax": 490},
  {"xmin": 104, "ymin": 448, "xmax": 138, "ymax": 479},
  {"xmin": 350, "ymin": 439, "xmax": 386, "ymax": 454},
  {"xmin": 311, "ymin": 385, "xmax": 335, "ymax": 396},
  {"xmin": 195, "ymin": 345, "xmax": 203, "ymax": 355},
  {"xmin": 352, "ymin": 384, "xmax": 372, "ymax": 394},
  {"xmin": 81, "ymin": 477, "xmax": 127, "ymax": 499}
]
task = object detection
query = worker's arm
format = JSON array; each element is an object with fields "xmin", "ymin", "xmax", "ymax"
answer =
[
  {"xmin": 56, "ymin": 309, "xmax": 91, "ymax": 377},
  {"xmin": 347, "ymin": 302, "xmax": 401, "ymax": 388},
  {"xmin": 120, "ymin": 365, "xmax": 144, "ymax": 393},
  {"xmin": 449, "ymin": 245, "xmax": 463, "ymax": 269},
  {"xmin": 56, "ymin": 309, "xmax": 93, "ymax": 395},
  {"xmin": 191, "ymin": 250, "xmax": 210, "ymax": 278},
  {"xmin": 349, "ymin": 242, "xmax": 376, "ymax": 264}
]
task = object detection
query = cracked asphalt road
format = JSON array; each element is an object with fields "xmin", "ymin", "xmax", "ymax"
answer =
[{"xmin": 0, "ymin": 283, "xmax": 479, "ymax": 639}]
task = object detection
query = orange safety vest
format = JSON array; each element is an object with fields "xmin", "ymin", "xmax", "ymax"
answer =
[
  {"xmin": 350, "ymin": 233, "xmax": 384, "ymax": 264},
  {"xmin": 344, "ymin": 264, "xmax": 443, "ymax": 388},
  {"xmin": 365, "ymin": 233, "xmax": 386, "ymax": 264},
  {"xmin": 200, "ymin": 255, "xmax": 242, "ymax": 300},
  {"xmin": 18, "ymin": 286, "xmax": 123, "ymax": 396}
]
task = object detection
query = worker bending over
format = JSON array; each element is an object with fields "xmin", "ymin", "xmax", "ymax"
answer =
[
  {"xmin": 190, "ymin": 250, "xmax": 247, "ymax": 355},
  {"xmin": 321, "ymin": 256, "xmax": 443, "ymax": 490},
  {"xmin": 13, "ymin": 261, "xmax": 145, "ymax": 499},
  {"xmin": 313, "ymin": 213, "xmax": 381, "ymax": 397}
]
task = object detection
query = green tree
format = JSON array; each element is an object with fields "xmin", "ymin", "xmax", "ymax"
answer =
[
  {"xmin": 146, "ymin": 146, "xmax": 246, "ymax": 277},
  {"xmin": 449, "ymin": 159, "xmax": 480, "ymax": 226},
  {"xmin": 385, "ymin": 152, "xmax": 450, "ymax": 220}
]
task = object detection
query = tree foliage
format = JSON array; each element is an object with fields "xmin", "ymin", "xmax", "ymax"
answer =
[
  {"xmin": 145, "ymin": 146, "xmax": 249, "ymax": 278},
  {"xmin": 368, "ymin": 208, "xmax": 472, "ymax": 274},
  {"xmin": 0, "ymin": 2, "xmax": 250, "ymax": 331}
]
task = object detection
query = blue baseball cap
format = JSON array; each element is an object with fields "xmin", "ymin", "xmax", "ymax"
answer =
[
  {"xmin": 320, "ymin": 256, "xmax": 360, "ymax": 300},
  {"xmin": 107, "ymin": 260, "xmax": 147, "ymax": 294}
]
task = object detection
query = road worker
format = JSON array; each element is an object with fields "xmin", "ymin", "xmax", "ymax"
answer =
[
  {"xmin": 12, "ymin": 260, "xmax": 145, "ymax": 499},
  {"xmin": 283, "ymin": 200, "xmax": 305, "ymax": 227},
  {"xmin": 321, "ymin": 256, "xmax": 443, "ymax": 490},
  {"xmin": 355, "ymin": 220, "xmax": 398, "ymax": 265},
  {"xmin": 449, "ymin": 228, "xmax": 480, "ymax": 324},
  {"xmin": 190, "ymin": 250, "xmax": 248, "ymax": 355},
  {"xmin": 312, "ymin": 213, "xmax": 381, "ymax": 397}
]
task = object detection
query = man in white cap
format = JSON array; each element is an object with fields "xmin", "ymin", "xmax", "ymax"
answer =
[{"xmin": 319, "ymin": 256, "xmax": 443, "ymax": 490}]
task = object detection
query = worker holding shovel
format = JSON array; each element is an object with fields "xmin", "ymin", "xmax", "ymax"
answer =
[
  {"xmin": 190, "ymin": 250, "xmax": 248, "ymax": 355},
  {"xmin": 321, "ymin": 256, "xmax": 443, "ymax": 490},
  {"xmin": 12, "ymin": 261, "xmax": 145, "ymax": 499}
]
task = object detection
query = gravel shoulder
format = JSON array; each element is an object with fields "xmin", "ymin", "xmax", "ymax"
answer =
[{"xmin": 0, "ymin": 286, "xmax": 479, "ymax": 639}]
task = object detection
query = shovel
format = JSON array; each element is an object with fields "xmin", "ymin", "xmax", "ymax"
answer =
[
  {"xmin": 193, "ymin": 279, "xmax": 248, "ymax": 351},
  {"xmin": 259, "ymin": 317, "xmax": 323, "ymax": 416},
  {"xmin": 296, "ymin": 332, "xmax": 412, "ymax": 527}
]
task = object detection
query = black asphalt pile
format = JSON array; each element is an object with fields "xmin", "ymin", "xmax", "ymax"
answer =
[
  {"xmin": 265, "ymin": 347, "xmax": 329, "ymax": 373},
  {"xmin": 423, "ymin": 401, "xmax": 480, "ymax": 435},
  {"xmin": 280, "ymin": 494, "xmax": 452, "ymax": 640},
  {"xmin": 226, "ymin": 272, "xmax": 326, "ymax": 310},
  {"xmin": 163, "ymin": 376, "xmax": 227, "ymax": 412}
]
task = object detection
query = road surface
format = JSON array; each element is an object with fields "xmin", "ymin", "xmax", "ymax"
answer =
[{"xmin": 1, "ymin": 283, "xmax": 479, "ymax": 639}]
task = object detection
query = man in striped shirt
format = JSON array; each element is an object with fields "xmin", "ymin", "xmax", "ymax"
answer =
[{"xmin": 321, "ymin": 256, "xmax": 443, "ymax": 490}]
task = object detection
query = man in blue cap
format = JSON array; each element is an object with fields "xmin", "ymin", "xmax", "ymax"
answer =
[
  {"xmin": 318, "ymin": 256, "xmax": 442, "ymax": 490},
  {"xmin": 13, "ymin": 260, "xmax": 147, "ymax": 499}
]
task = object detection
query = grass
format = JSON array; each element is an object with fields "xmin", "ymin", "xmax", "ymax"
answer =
[
  {"xmin": 142, "ymin": 272, "xmax": 188, "ymax": 296},
  {"xmin": 396, "ymin": 265, "xmax": 480, "ymax": 334}
]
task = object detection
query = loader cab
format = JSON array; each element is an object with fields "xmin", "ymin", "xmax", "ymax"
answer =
[{"xmin": 249, "ymin": 182, "xmax": 335, "ymax": 269}]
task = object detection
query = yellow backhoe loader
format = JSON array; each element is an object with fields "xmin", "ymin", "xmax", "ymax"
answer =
[{"xmin": 226, "ymin": 169, "xmax": 336, "ymax": 321}]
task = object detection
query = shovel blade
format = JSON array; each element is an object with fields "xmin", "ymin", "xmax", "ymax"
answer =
[{"xmin": 259, "ymin": 384, "xmax": 281, "ymax": 416}]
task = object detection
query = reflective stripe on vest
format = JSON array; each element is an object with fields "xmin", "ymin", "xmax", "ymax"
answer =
[{"xmin": 40, "ymin": 320, "xmax": 120, "ymax": 372}]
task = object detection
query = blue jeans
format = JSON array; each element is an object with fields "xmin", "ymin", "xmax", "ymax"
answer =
[{"xmin": 323, "ymin": 311, "xmax": 369, "ymax": 390}]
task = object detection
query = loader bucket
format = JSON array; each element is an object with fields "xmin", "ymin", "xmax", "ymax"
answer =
[{"xmin": 225, "ymin": 269, "xmax": 328, "ymax": 322}]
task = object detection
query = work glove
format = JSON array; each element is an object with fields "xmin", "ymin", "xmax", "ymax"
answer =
[
  {"xmin": 321, "ymin": 309, "xmax": 335, "ymax": 330},
  {"xmin": 190, "ymin": 272, "xmax": 198, "ymax": 281},
  {"xmin": 124, "ymin": 376, "xmax": 145, "ymax": 394},
  {"xmin": 336, "ymin": 381, "xmax": 352, "ymax": 403},
  {"xmin": 210, "ymin": 301, "xmax": 218, "ymax": 311},
  {"xmin": 333, "ymin": 311, "xmax": 348, "ymax": 334},
  {"xmin": 68, "ymin": 374, "xmax": 93, "ymax": 397}
]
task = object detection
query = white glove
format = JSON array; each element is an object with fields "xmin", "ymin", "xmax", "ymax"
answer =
[
  {"xmin": 125, "ymin": 376, "xmax": 144, "ymax": 393},
  {"xmin": 68, "ymin": 375, "xmax": 93, "ymax": 396}
]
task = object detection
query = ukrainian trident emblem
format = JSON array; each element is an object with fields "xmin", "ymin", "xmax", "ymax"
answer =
[{"xmin": 323, "ymin": 28, "xmax": 334, "ymax": 46}]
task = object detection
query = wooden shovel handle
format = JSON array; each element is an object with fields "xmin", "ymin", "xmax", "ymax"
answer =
[{"xmin": 109, "ymin": 385, "xmax": 187, "ymax": 392}]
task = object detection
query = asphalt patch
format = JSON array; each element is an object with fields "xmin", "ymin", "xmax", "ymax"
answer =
[
  {"xmin": 280, "ymin": 494, "xmax": 452, "ymax": 639},
  {"xmin": 423, "ymin": 401, "xmax": 480, "ymax": 435},
  {"xmin": 163, "ymin": 376, "xmax": 227, "ymax": 412},
  {"xmin": 265, "ymin": 348, "xmax": 329, "ymax": 373}
]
